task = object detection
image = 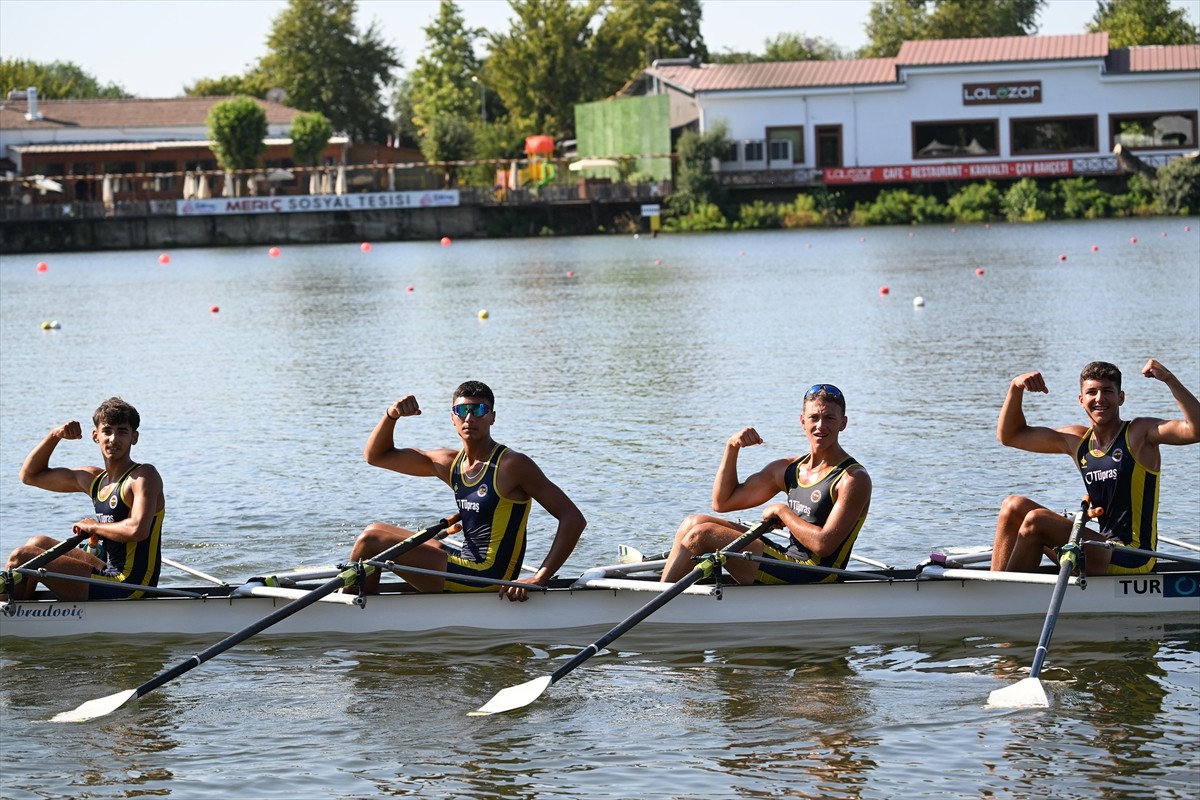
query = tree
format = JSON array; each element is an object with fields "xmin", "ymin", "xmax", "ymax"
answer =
[
  {"xmin": 1089, "ymin": 0, "xmax": 1199, "ymax": 46},
  {"xmin": 762, "ymin": 33, "xmax": 845, "ymax": 61},
  {"xmin": 420, "ymin": 113, "xmax": 475, "ymax": 186},
  {"xmin": 484, "ymin": 0, "xmax": 604, "ymax": 141},
  {"xmin": 291, "ymin": 111, "xmax": 333, "ymax": 166},
  {"xmin": 0, "ymin": 58, "xmax": 130, "ymax": 99},
  {"xmin": 861, "ymin": 0, "xmax": 1046, "ymax": 57},
  {"xmin": 409, "ymin": 0, "xmax": 482, "ymax": 137},
  {"xmin": 671, "ymin": 121, "xmax": 730, "ymax": 213},
  {"xmin": 258, "ymin": 0, "xmax": 400, "ymax": 142},
  {"xmin": 185, "ymin": 72, "xmax": 270, "ymax": 98},
  {"xmin": 591, "ymin": 0, "xmax": 707, "ymax": 91},
  {"xmin": 206, "ymin": 97, "xmax": 268, "ymax": 196}
]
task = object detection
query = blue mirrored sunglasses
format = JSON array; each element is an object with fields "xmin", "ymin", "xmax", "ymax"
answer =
[
  {"xmin": 804, "ymin": 384, "xmax": 843, "ymax": 400},
  {"xmin": 452, "ymin": 402, "xmax": 491, "ymax": 419}
]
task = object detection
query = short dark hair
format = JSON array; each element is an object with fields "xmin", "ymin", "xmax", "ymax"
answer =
[
  {"xmin": 93, "ymin": 397, "xmax": 140, "ymax": 430},
  {"xmin": 1080, "ymin": 361, "xmax": 1121, "ymax": 390},
  {"xmin": 452, "ymin": 380, "xmax": 494, "ymax": 406},
  {"xmin": 804, "ymin": 384, "xmax": 846, "ymax": 413}
]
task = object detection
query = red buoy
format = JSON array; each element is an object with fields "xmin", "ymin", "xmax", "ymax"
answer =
[
  {"xmin": 36, "ymin": 261, "xmax": 48, "ymax": 273},
  {"xmin": 975, "ymin": 267, "xmax": 985, "ymax": 276},
  {"xmin": 268, "ymin": 246, "xmax": 281, "ymax": 257},
  {"xmin": 360, "ymin": 242, "xmax": 372, "ymax": 252},
  {"xmin": 879, "ymin": 286, "xmax": 890, "ymax": 296},
  {"xmin": 210, "ymin": 305, "xmax": 220, "ymax": 313},
  {"xmin": 440, "ymin": 237, "xmax": 452, "ymax": 247},
  {"xmin": 159, "ymin": 253, "xmax": 171, "ymax": 265}
]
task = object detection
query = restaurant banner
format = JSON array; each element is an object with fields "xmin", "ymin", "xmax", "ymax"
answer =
[
  {"xmin": 177, "ymin": 190, "xmax": 460, "ymax": 216},
  {"xmin": 823, "ymin": 160, "xmax": 1073, "ymax": 185}
]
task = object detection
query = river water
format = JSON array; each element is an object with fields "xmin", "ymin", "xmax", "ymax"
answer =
[{"xmin": 1, "ymin": 220, "xmax": 1197, "ymax": 799}]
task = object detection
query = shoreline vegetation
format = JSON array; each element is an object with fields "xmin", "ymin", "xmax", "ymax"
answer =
[{"xmin": 662, "ymin": 159, "xmax": 1200, "ymax": 233}]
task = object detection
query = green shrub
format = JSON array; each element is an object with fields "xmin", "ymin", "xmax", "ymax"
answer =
[
  {"xmin": 735, "ymin": 200, "xmax": 783, "ymax": 229},
  {"xmin": 851, "ymin": 189, "xmax": 950, "ymax": 225},
  {"xmin": 1155, "ymin": 157, "xmax": 1200, "ymax": 215},
  {"xmin": 1110, "ymin": 173, "xmax": 1158, "ymax": 217},
  {"xmin": 781, "ymin": 193, "xmax": 825, "ymax": 228},
  {"xmin": 947, "ymin": 181, "xmax": 1001, "ymax": 222},
  {"xmin": 1055, "ymin": 177, "xmax": 1110, "ymax": 219},
  {"xmin": 663, "ymin": 202, "xmax": 730, "ymax": 231},
  {"xmin": 1001, "ymin": 178, "xmax": 1050, "ymax": 222}
]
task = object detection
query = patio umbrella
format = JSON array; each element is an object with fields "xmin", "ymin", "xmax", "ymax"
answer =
[
  {"xmin": 335, "ymin": 165, "xmax": 346, "ymax": 195},
  {"xmin": 568, "ymin": 158, "xmax": 620, "ymax": 172},
  {"xmin": 182, "ymin": 171, "xmax": 196, "ymax": 199},
  {"xmin": 196, "ymin": 173, "xmax": 211, "ymax": 199},
  {"xmin": 222, "ymin": 171, "xmax": 235, "ymax": 197},
  {"xmin": 101, "ymin": 174, "xmax": 114, "ymax": 206},
  {"xmin": 308, "ymin": 170, "xmax": 320, "ymax": 194}
]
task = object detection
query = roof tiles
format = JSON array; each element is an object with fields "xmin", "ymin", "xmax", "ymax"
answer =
[
  {"xmin": 0, "ymin": 96, "xmax": 302, "ymax": 131},
  {"xmin": 896, "ymin": 33, "xmax": 1110, "ymax": 65}
]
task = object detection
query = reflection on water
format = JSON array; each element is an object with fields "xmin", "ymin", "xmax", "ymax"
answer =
[{"xmin": 1, "ymin": 221, "xmax": 1198, "ymax": 798}]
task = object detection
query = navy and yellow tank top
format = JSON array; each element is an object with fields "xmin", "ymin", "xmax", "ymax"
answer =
[
  {"xmin": 1076, "ymin": 422, "xmax": 1158, "ymax": 573},
  {"xmin": 446, "ymin": 444, "xmax": 531, "ymax": 587},
  {"xmin": 89, "ymin": 463, "xmax": 164, "ymax": 597},
  {"xmin": 778, "ymin": 454, "xmax": 867, "ymax": 572}
]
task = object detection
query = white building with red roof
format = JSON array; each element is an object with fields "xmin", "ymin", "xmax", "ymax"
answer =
[{"xmin": 623, "ymin": 33, "xmax": 1199, "ymax": 187}]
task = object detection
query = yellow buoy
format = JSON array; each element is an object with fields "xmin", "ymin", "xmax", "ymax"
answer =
[{"xmin": 478, "ymin": 309, "xmax": 489, "ymax": 320}]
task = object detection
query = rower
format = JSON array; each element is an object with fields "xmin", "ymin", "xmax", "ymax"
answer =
[{"xmin": 659, "ymin": 383, "xmax": 872, "ymax": 585}]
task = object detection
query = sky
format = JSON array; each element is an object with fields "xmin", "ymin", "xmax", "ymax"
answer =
[{"xmin": 1, "ymin": 0, "xmax": 1198, "ymax": 99}]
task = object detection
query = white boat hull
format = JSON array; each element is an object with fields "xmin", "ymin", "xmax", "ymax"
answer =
[{"xmin": 3, "ymin": 565, "xmax": 1197, "ymax": 641}]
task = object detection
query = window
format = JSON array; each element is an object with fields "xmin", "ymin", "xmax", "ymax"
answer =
[
  {"xmin": 913, "ymin": 120, "xmax": 998, "ymax": 159},
  {"xmin": 1011, "ymin": 116, "xmax": 1098, "ymax": 155},
  {"xmin": 145, "ymin": 160, "xmax": 177, "ymax": 192},
  {"xmin": 1110, "ymin": 111, "xmax": 1197, "ymax": 150},
  {"xmin": 721, "ymin": 142, "xmax": 740, "ymax": 164},
  {"xmin": 766, "ymin": 125, "xmax": 803, "ymax": 165},
  {"xmin": 743, "ymin": 140, "xmax": 765, "ymax": 163}
]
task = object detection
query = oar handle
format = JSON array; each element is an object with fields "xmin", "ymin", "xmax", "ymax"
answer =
[
  {"xmin": 548, "ymin": 518, "xmax": 776, "ymax": 684},
  {"xmin": 1, "ymin": 532, "xmax": 89, "ymax": 591}
]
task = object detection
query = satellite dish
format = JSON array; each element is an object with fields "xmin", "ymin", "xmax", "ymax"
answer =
[{"xmin": 266, "ymin": 88, "xmax": 287, "ymax": 104}]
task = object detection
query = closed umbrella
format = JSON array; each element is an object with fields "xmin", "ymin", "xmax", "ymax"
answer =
[
  {"xmin": 182, "ymin": 171, "xmax": 196, "ymax": 199},
  {"xmin": 101, "ymin": 174, "xmax": 114, "ymax": 208},
  {"xmin": 196, "ymin": 173, "xmax": 211, "ymax": 199},
  {"xmin": 321, "ymin": 170, "xmax": 332, "ymax": 195},
  {"xmin": 223, "ymin": 170, "xmax": 235, "ymax": 197},
  {"xmin": 387, "ymin": 167, "xmax": 395, "ymax": 192},
  {"xmin": 308, "ymin": 170, "xmax": 320, "ymax": 195},
  {"xmin": 335, "ymin": 165, "xmax": 346, "ymax": 195}
]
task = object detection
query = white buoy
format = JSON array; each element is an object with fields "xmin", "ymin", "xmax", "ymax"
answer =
[{"xmin": 912, "ymin": 296, "xmax": 925, "ymax": 307}]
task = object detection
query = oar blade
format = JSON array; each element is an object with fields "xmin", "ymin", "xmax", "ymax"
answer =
[
  {"xmin": 616, "ymin": 545, "xmax": 644, "ymax": 564},
  {"xmin": 51, "ymin": 688, "xmax": 138, "ymax": 723},
  {"xmin": 987, "ymin": 677, "xmax": 1049, "ymax": 709},
  {"xmin": 468, "ymin": 675, "xmax": 552, "ymax": 717}
]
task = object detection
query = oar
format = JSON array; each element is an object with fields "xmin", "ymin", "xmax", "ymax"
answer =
[
  {"xmin": 1082, "ymin": 540, "xmax": 1200, "ymax": 567},
  {"xmin": 1, "ymin": 531, "xmax": 88, "ymax": 595},
  {"xmin": 162, "ymin": 557, "xmax": 228, "ymax": 586},
  {"xmin": 52, "ymin": 514, "xmax": 457, "ymax": 723},
  {"xmin": 469, "ymin": 518, "xmax": 775, "ymax": 716},
  {"xmin": 1159, "ymin": 535, "xmax": 1200, "ymax": 553},
  {"xmin": 987, "ymin": 498, "xmax": 1090, "ymax": 709}
]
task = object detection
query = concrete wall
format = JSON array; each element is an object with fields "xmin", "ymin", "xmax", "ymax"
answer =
[{"xmin": 0, "ymin": 202, "xmax": 643, "ymax": 254}]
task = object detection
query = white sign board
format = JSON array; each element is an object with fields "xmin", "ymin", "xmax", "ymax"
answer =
[{"xmin": 177, "ymin": 190, "xmax": 460, "ymax": 216}]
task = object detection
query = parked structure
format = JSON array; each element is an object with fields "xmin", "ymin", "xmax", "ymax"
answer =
[{"xmin": 612, "ymin": 33, "xmax": 1199, "ymax": 188}]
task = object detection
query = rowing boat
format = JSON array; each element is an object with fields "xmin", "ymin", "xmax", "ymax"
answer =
[{"xmin": 3, "ymin": 557, "xmax": 1197, "ymax": 641}]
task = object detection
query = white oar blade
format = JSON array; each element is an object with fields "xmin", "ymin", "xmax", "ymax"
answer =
[
  {"xmin": 469, "ymin": 676, "xmax": 552, "ymax": 717},
  {"xmin": 616, "ymin": 545, "xmax": 645, "ymax": 565},
  {"xmin": 987, "ymin": 677, "xmax": 1049, "ymax": 709},
  {"xmin": 51, "ymin": 689, "xmax": 138, "ymax": 723}
]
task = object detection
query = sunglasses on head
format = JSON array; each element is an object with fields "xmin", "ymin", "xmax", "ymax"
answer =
[
  {"xmin": 804, "ymin": 384, "xmax": 844, "ymax": 400},
  {"xmin": 452, "ymin": 402, "xmax": 491, "ymax": 420}
]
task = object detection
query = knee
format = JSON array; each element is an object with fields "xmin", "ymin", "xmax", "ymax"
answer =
[
  {"xmin": 999, "ymin": 496, "xmax": 1036, "ymax": 523},
  {"xmin": 1018, "ymin": 508, "xmax": 1059, "ymax": 539}
]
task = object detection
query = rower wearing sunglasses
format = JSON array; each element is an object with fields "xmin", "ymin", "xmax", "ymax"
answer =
[
  {"xmin": 347, "ymin": 380, "xmax": 586, "ymax": 601},
  {"xmin": 660, "ymin": 384, "xmax": 871, "ymax": 585}
]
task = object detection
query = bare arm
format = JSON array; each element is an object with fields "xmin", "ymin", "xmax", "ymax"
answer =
[
  {"xmin": 74, "ymin": 465, "xmax": 163, "ymax": 543},
  {"xmin": 996, "ymin": 372, "xmax": 1082, "ymax": 455},
  {"xmin": 762, "ymin": 467, "xmax": 872, "ymax": 558},
  {"xmin": 711, "ymin": 427, "xmax": 787, "ymax": 513},
  {"xmin": 505, "ymin": 454, "xmax": 587, "ymax": 596},
  {"xmin": 1140, "ymin": 359, "xmax": 1200, "ymax": 446},
  {"xmin": 364, "ymin": 396, "xmax": 453, "ymax": 483},
  {"xmin": 18, "ymin": 421, "xmax": 99, "ymax": 494}
]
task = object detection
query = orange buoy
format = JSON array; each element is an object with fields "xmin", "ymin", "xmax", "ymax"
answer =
[
  {"xmin": 440, "ymin": 237, "xmax": 452, "ymax": 247},
  {"xmin": 158, "ymin": 253, "xmax": 171, "ymax": 265},
  {"xmin": 268, "ymin": 246, "xmax": 281, "ymax": 257},
  {"xmin": 360, "ymin": 242, "xmax": 372, "ymax": 252},
  {"xmin": 36, "ymin": 261, "xmax": 48, "ymax": 272}
]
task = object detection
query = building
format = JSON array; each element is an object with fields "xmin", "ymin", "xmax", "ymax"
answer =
[
  {"xmin": 611, "ymin": 33, "xmax": 1199, "ymax": 188},
  {"xmin": 0, "ymin": 94, "xmax": 358, "ymax": 206}
]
